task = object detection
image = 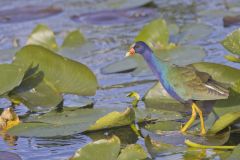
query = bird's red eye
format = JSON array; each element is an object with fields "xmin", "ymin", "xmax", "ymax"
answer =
[{"xmin": 129, "ymin": 48, "xmax": 135, "ymax": 55}]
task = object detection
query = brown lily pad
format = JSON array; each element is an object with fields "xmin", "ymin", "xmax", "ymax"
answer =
[
  {"xmin": 223, "ymin": 15, "xmax": 240, "ymax": 27},
  {"xmin": 71, "ymin": 7, "xmax": 156, "ymax": 25},
  {"xmin": 0, "ymin": 5, "xmax": 62, "ymax": 24}
]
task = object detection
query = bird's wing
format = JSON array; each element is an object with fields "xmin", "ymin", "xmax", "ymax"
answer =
[{"xmin": 167, "ymin": 66, "xmax": 229, "ymax": 101}]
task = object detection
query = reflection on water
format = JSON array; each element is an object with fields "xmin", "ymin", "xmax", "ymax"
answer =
[{"xmin": 0, "ymin": 0, "xmax": 240, "ymax": 159}]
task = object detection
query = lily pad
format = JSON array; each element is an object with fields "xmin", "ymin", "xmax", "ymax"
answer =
[
  {"xmin": 0, "ymin": 64, "xmax": 25, "ymax": 96},
  {"xmin": 191, "ymin": 62, "xmax": 240, "ymax": 85},
  {"xmin": 26, "ymin": 24, "xmax": 58, "ymax": 51},
  {"xmin": 222, "ymin": 28, "xmax": 240, "ymax": 55},
  {"xmin": 13, "ymin": 45, "xmax": 98, "ymax": 96},
  {"xmin": 8, "ymin": 108, "xmax": 113, "ymax": 137},
  {"xmin": 71, "ymin": 135, "xmax": 121, "ymax": 160},
  {"xmin": 61, "ymin": 30, "xmax": 85, "ymax": 48},
  {"xmin": 176, "ymin": 23, "xmax": 213, "ymax": 44},
  {"xmin": 144, "ymin": 121, "xmax": 181, "ymax": 133},
  {"xmin": 144, "ymin": 135, "xmax": 184, "ymax": 158},
  {"xmin": 88, "ymin": 107, "xmax": 135, "ymax": 131},
  {"xmin": 224, "ymin": 54, "xmax": 240, "ymax": 63},
  {"xmin": 104, "ymin": 0, "xmax": 152, "ymax": 9},
  {"xmin": 135, "ymin": 18, "xmax": 169, "ymax": 51},
  {"xmin": 0, "ymin": 151, "xmax": 22, "ymax": 160},
  {"xmin": 71, "ymin": 8, "xmax": 156, "ymax": 26},
  {"xmin": 143, "ymin": 82, "xmax": 188, "ymax": 112},
  {"xmin": 117, "ymin": 144, "xmax": 148, "ymax": 160},
  {"xmin": 0, "ymin": 5, "xmax": 62, "ymax": 24},
  {"xmin": 208, "ymin": 112, "xmax": 240, "ymax": 134},
  {"xmin": 9, "ymin": 71, "xmax": 63, "ymax": 111}
]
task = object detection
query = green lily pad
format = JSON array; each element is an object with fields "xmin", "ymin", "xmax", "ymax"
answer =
[
  {"xmin": 0, "ymin": 64, "xmax": 25, "ymax": 96},
  {"xmin": 0, "ymin": 151, "xmax": 22, "ymax": 160},
  {"xmin": 143, "ymin": 82, "xmax": 188, "ymax": 112},
  {"xmin": 8, "ymin": 108, "xmax": 112, "ymax": 137},
  {"xmin": 177, "ymin": 23, "xmax": 213, "ymax": 44},
  {"xmin": 88, "ymin": 107, "xmax": 135, "ymax": 131},
  {"xmin": 225, "ymin": 54, "xmax": 240, "ymax": 63},
  {"xmin": 61, "ymin": 30, "xmax": 85, "ymax": 48},
  {"xmin": 222, "ymin": 28, "xmax": 240, "ymax": 55},
  {"xmin": 26, "ymin": 24, "xmax": 58, "ymax": 51},
  {"xmin": 134, "ymin": 18, "xmax": 169, "ymax": 51},
  {"xmin": 71, "ymin": 135, "xmax": 121, "ymax": 160},
  {"xmin": 117, "ymin": 144, "xmax": 148, "ymax": 160},
  {"xmin": 135, "ymin": 107, "xmax": 182, "ymax": 122},
  {"xmin": 13, "ymin": 45, "xmax": 98, "ymax": 96},
  {"xmin": 208, "ymin": 112, "xmax": 240, "ymax": 134},
  {"xmin": 191, "ymin": 62, "xmax": 240, "ymax": 85},
  {"xmin": 144, "ymin": 121, "xmax": 181, "ymax": 133},
  {"xmin": 105, "ymin": 0, "xmax": 152, "ymax": 9},
  {"xmin": 9, "ymin": 71, "xmax": 62, "ymax": 111},
  {"xmin": 144, "ymin": 135, "xmax": 183, "ymax": 158},
  {"xmin": 157, "ymin": 45, "xmax": 206, "ymax": 66}
]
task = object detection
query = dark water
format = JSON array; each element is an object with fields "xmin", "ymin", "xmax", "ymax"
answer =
[{"xmin": 0, "ymin": 0, "xmax": 240, "ymax": 159}]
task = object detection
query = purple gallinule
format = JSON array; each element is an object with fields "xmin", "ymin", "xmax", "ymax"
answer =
[{"xmin": 126, "ymin": 41, "xmax": 229, "ymax": 135}]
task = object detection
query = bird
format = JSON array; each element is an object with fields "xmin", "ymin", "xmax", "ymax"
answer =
[{"xmin": 126, "ymin": 41, "xmax": 229, "ymax": 135}]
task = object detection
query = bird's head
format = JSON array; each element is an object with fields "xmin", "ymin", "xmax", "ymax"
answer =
[{"xmin": 125, "ymin": 41, "xmax": 148, "ymax": 57}]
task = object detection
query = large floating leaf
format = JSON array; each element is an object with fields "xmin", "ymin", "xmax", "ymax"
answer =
[
  {"xmin": 143, "ymin": 82, "xmax": 188, "ymax": 112},
  {"xmin": 0, "ymin": 5, "xmax": 62, "ymax": 24},
  {"xmin": 26, "ymin": 24, "xmax": 58, "ymax": 51},
  {"xmin": 224, "ymin": 54, "xmax": 240, "ymax": 63},
  {"xmin": 134, "ymin": 18, "xmax": 169, "ymax": 51},
  {"xmin": 0, "ymin": 64, "xmax": 25, "ymax": 95},
  {"xmin": 105, "ymin": 0, "xmax": 152, "ymax": 9},
  {"xmin": 208, "ymin": 112, "xmax": 240, "ymax": 134},
  {"xmin": 221, "ymin": 28, "xmax": 240, "ymax": 55},
  {"xmin": 144, "ymin": 135, "xmax": 183, "ymax": 158},
  {"xmin": 157, "ymin": 45, "xmax": 206, "ymax": 66},
  {"xmin": 117, "ymin": 144, "xmax": 148, "ymax": 160},
  {"xmin": 8, "ymin": 108, "xmax": 112, "ymax": 137},
  {"xmin": 61, "ymin": 30, "xmax": 85, "ymax": 48},
  {"xmin": 13, "ymin": 45, "xmax": 98, "ymax": 96},
  {"xmin": 71, "ymin": 135, "xmax": 121, "ymax": 160},
  {"xmin": 191, "ymin": 62, "xmax": 240, "ymax": 85},
  {"xmin": 0, "ymin": 151, "xmax": 22, "ymax": 160},
  {"xmin": 88, "ymin": 107, "xmax": 135, "ymax": 131},
  {"xmin": 9, "ymin": 71, "xmax": 62, "ymax": 111},
  {"xmin": 177, "ymin": 23, "xmax": 213, "ymax": 44},
  {"xmin": 144, "ymin": 121, "xmax": 181, "ymax": 133}
]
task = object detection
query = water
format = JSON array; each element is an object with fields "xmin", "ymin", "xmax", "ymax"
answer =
[{"xmin": 0, "ymin": 0, "xmax": 240, "ymax": 159}]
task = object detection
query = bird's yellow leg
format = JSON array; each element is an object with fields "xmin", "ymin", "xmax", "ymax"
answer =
[
  {"xmin": 181, "ymin": 104, "xmax": 197, "ymax": 133},
  {"xmin": 192, "ymin": 103, "xmax": 206, "ymax": 135}
]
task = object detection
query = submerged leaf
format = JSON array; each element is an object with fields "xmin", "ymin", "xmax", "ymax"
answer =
[
  {"xmin": 62, "ymin": 30, "xmax": 85, "ymax": 48},
  {"xmin": 0, "ymin": 64, "xmax": 25, "ymax": 96},
  {"xmin": 117, "ymin": 144, "xmax": 148, "ymax": 160},
  {"xmin": 88, "ymin": 107, "xmax": 135, "ymax": 131},
  {"xmin": 222, "ymin": 28, "xmax": 240, "ymax": 55},
  {"xmin": 26, "ymin": 24, "xmax": 58, "ymax": 51},
  {"xmin": 13, "ymin": 45, "xmax": 98, "ymax": 96},
  {"xmin": 71, "ymin": 135, "xmax": 121, "ymax": 160}
]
